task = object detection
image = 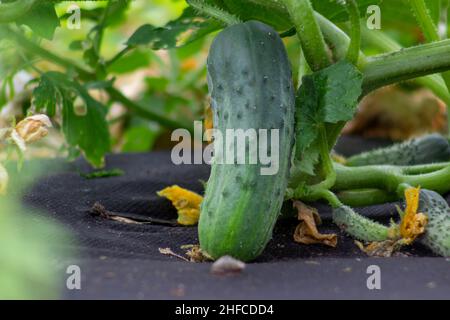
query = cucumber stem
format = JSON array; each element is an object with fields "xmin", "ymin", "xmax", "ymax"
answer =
[
  {"xmin": 281, "ymin": 0, "xmax": 331, "ymax": 71},
  {"xmin": 333, "ymin": 163, "xmax": 450, "ymax": 195},
  {"xmin": 361, "ymin": 39, "xmax": 450, "ymax": 94},
  {"xmin": 344, "ymin": 0, "xmax": 361, "ymax": 65},
  {"xmin": 361, "ymin": 28, "xmax": 450, "ymax": 106},
  {"xmin": 408, "ymin": 0, "xmax": 450, "ymax": 134},
  {"xmin": 336, "ymin": 188, "xmax": 397, "ymax": 207},
  {"xmin": 187, "ymin": 0, "xmax": 242, "ymax": 26},
  {"xmin": 409, "ymin": 0, "xmax": 441, "ymax": 42}
]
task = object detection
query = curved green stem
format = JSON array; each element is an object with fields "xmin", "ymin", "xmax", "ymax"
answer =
[
  {"xmin": 362, "ymin": 28, "xmax": 450, "ymax": 106},
  {"xmin": 315, "ymin": 13, "xmax": 367, "ymax": 68},
  {"xmin": 319, "ymin": 189, "xmax": 342, "ymax": 208},
  {"xmin": 281, "ymin": 0, "xmax": 331, "ymax": 71},
  {"xmin": 0, "ymin": 0, "xmax": 36, "ymax": 23},
  {"xmin": 409, "ymin": 0, "xmax": 440, "ymax": 42},
  {"xmin": 408, "ymin": 0, "xmax": 450, "ymax": 133},
  {"xmin": 336, "ymin": 188, "xmax": 397, "ymax": 207},
  {"xmin": 362, "ymin": 39, "xmax": 450, "ymax": 94},
  {"xmin": 293, "ymin": 126, "xmax": 336, "ymax": 201},
  {"xmin": 344, "ymin": 0, "xmax": 361, "ymax": 65},
  {"xmin": 333, "ymin": 163, "xmax": 450, "ymax": 195}
]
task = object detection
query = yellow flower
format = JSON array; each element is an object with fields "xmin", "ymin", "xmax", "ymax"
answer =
[
  {"xmin": 400, "ymin": 187, "xmax": 428, "ymax": 244},
  {"xmin": 157, "ymin": 185, "xmax": 203, "ymax": 226}
]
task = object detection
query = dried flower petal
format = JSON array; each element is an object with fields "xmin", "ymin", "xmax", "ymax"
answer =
[
  {"xmin": 293, "ymin": 201, "xmax": 337, "ymax": 247},
  {"xmin": 15, "ymin": 114, "xmax": 52, "ymax": 144},
  {"xmin": 400, "ymin": 187, "xmax": 428, "ymax": 244},
  {"xmin": 157, "ymin": 185, "xmax": 203, "ymax": 225},
  {"xmin": 355, "ymin": 240, "xmax": 404, "ymax": 257}
]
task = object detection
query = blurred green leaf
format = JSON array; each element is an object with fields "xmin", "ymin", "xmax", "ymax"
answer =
[
  {"xmin": 108, "ymin": 49, "xmax": 151, "ymax": 74},
  {"xmin": 126, "ymin": 7, "xmax": 221, "ymax": 49},
  {"xmin": 313, "ymin": 0, "xmax": 382, "ymax": 23},
  {"xmin": 122, "ymin": 125, "xmax": 158, "ymax": 152},
  {"xmin": 32, "ymin": 74, "xmax": 59, "ymax": 117},
  {"xmin": 145, "ymin": 77, "xmax": 169, "ymax": 92},
  {"xmin": 33, "ymin": 72, "xmax": 110, "ymax": 167},
  {"xmin": 16, "ymin": 2, "xmax": 60, "ymax": 40}
]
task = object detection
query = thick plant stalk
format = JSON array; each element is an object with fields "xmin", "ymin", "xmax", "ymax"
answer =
[
  {"xmin": 362, "ymin": 28, "xmax": 450, "ymax": 106},
  {"xmin": 333, "ymin": 163, "xmax": 450, "ymax": 196},
  {"xmin": 408, "ymin": 0, "xmax": 450, "ymax": 132},
  {"xmin": 281, "ymin": 0, "xmax": 331, "ymax": 71},
  {"xmin": 344, "ymin": 0, "xmax": 361, "ymax": 65},
  {"xmin": 336, "ymin": 189, "xmax": 397, "ymax": 207},
  {"xmin": 361, "ymin": 39, "xmax": 450, "ymax": 94},
  {"xmin": 409, "ymin": 0, "xmax": 441, "ymax": 42}
]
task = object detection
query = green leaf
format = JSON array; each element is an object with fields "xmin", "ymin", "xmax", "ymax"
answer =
[
  {"xmin": 33, "ymin": 72, "xmax": 110, "ymax": 168},
  {"xmin": 32, "ymin": 74, "xmax": 59, "ymax": 117},
  {"xmin": 16, "ymin": 2, "xmax": 60, "ymax": 40},
  {"xmin": 126, "ymin": 7, "xmax": 221, "ymax": 50},
  {"xmin": 312, "ymin": 0, "xmax": 382, "ymax": 23},
  {"xmin": 122, "ymin": 125, "xmax": 158, "ymax": 152},
  {"xmin": 80, "ymin": 168, "xmax": 124, "ymax": 179},
  {"xmin": 108, "ymin": 50, "xmax": 151, "ymax": 74},
  {"xmin": 295, "ymin": 61, "xmax": 362, "ymax": 174},
  {"xmin": 61, "ymin": 84, "xmax": 110, "ymax": 168}
]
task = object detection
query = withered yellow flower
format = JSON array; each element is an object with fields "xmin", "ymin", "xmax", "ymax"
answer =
[
  {"xmin": 157, "ymin": 185, "xmax": 203, "ymax": 225},
  {"xmin": 15, "ymin": 114, "xmax": 52, "ymax": 144},
  {"xmin": 400, "ymin": 187, "xmax": 428, "ymax": 244}
]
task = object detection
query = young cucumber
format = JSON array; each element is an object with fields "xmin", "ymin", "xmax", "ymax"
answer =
[
  {"xmin": 198, "ymin": 21, "xmax": 295, "ymax": 261},
  {"xmin": 346, "ymin": 134, "xmax": 450, "ymax": 166},
  {"xmin": 418, "ymin": 189, "xmax": 450, "ymax": 257}
]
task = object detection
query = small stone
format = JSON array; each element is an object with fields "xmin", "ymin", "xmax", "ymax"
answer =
[{"xmin": 210, "ymin": 256, "xmax": 246, "ymax": 275}]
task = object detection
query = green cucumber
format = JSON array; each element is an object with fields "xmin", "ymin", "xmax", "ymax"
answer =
[
  {"xmin": 332, "ymin": 205, "xmax": 391, "ymax": 242},
  {"xmin": 346, "ymin": 134, "xmax": 450, "ymax": 166},
  {"xmin": 418, "ymin": 189, "xmax": 450, "ymax": 257},
  {"xmin": 198, "ymin": 21, "xmax": 295, "ymax": 261}
]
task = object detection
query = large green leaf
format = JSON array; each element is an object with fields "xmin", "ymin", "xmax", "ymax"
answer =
[
  {"xmin": 16, "ymin": 2, "xmax": 60, "ymax": 40},
  {"xmin": 126, "ymin": 7, "xmax": 221, "ymax": 49},
  {"xmin": 312, "ymin": 0, "xmax": 383, "ymax": 23},
  {"xmin": 213, "ymin": 0, "xmax": 383, "ymax": 32},
  {"xmin": 295, "ymin": 61, "xmax": 362, "ymax": 174},
  {"xmin": 32, "ymin": 74, "xmax": 58, "ymax": 116},
  {"xmin": 33, "ymin": 72, "xmax": 110, "ymax": 167}
]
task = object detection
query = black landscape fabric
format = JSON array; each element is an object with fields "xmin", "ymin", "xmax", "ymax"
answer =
[{"xmin": 21, "ymin": 136, "xmax": 450, "ymax": 299}]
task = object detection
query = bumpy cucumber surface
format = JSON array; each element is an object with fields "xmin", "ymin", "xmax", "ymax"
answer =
[
  {"xmin": 346, "ymin": 134, "xmax": 450, "ymax": 166},
  {"xmin": 199, "ymin": 21, "xmax": 295, "ymax": 261},
  {"xmin": 418, "ymin": 189, "xmax": 450, "ymax": 257},
  {"xmin": 332, "ymin": 205, "xmax": 391, "ymax": 242}
]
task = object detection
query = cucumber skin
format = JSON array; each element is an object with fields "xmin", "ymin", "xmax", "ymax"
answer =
[
  {"xmin": 199, "ymin": 21, "xmax": 295, "ymax": 261},
  {"xmin": 418, "ymin": 190, "xmax": 450, "ymax": 257},
  {"xmin": 332, "ymin": 206, "xmax": 390, "ymax": 242},
  {"xmin": 346, "ymin": 134, "xmax": 450, "ymax": 166}
]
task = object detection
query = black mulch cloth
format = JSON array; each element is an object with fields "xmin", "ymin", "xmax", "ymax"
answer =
[{"xmin": 23, "ymin": 136, "xmax": 450, "ymax": 299}]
